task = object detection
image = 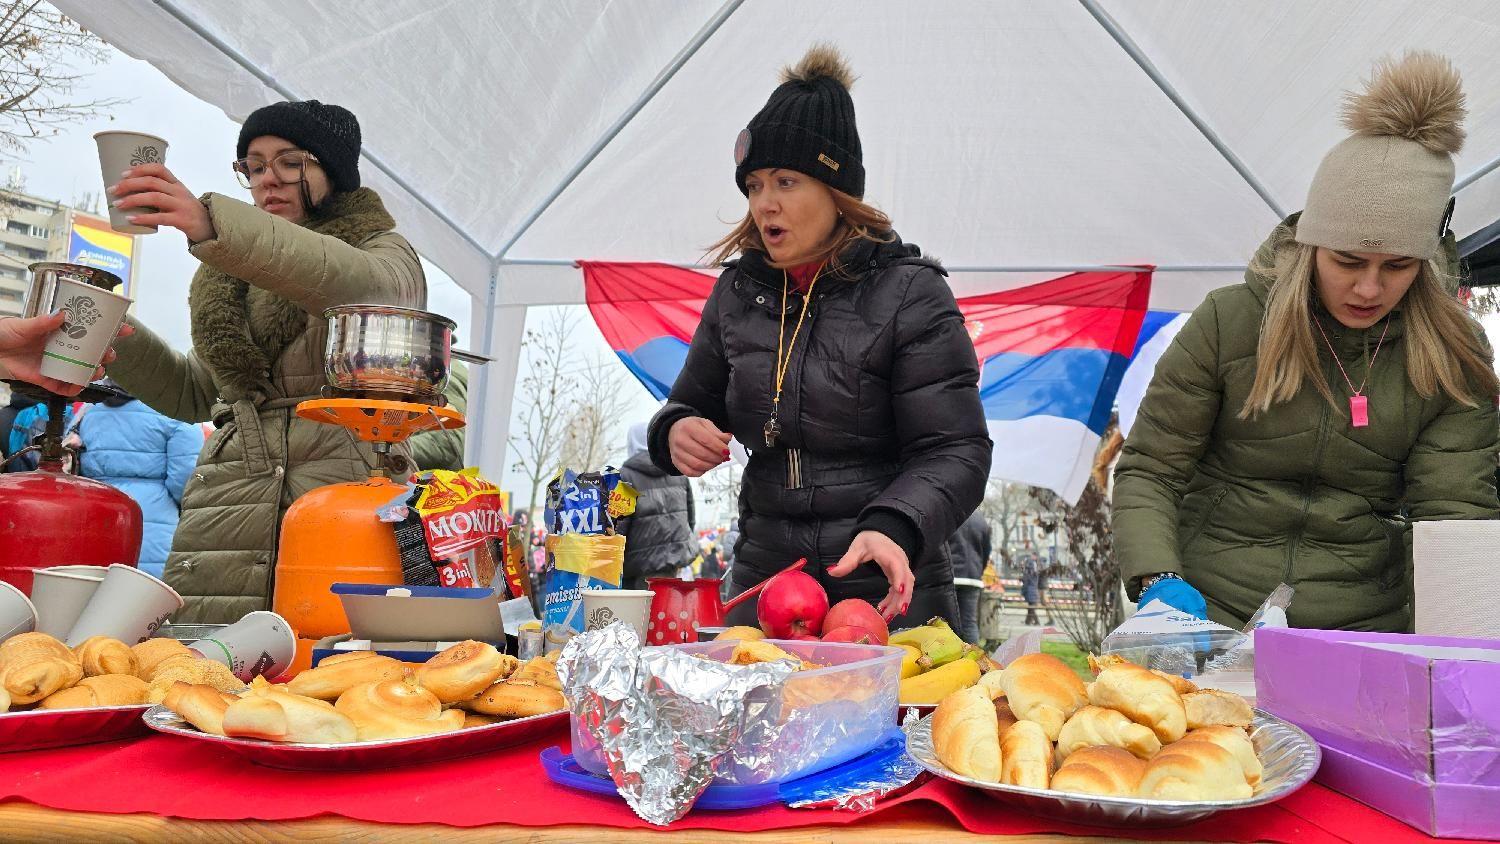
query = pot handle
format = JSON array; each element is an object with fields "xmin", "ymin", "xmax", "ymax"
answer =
[
  {"xmin": 722, "ymin": 558, "xmax": 807, "ymax": 614},
  {"xmin": 451, "ymin": 348, "xmax": 492, "ymax": 365}
]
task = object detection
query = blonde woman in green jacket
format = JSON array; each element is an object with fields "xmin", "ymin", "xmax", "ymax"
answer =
[
  {"xmin": 105, "ymin": 100, "xmax": 425, "ymax": 623},
  {"xmin": 1115, "ymin": 53, "xmax": 1499, "ymax": 633}
]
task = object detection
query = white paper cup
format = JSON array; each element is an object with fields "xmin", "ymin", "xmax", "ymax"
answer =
[
  {"xmin": 45, "ymin": 565, "xmax": 112, "ymax": 577},
  {"xmin": 34, "ymin": 277, "xmax": 132, "ymax": 386},
  {"xmin": 94, "ymin": 131, "xmax": 168, "ymax": 234},
  {"xmin": 188, "ymin": 610, "xmax": 296, "ymax": 681},
  {"xmin": 65, "ymin": 564, "xmax": 184, "ymax": 646},
  {"xmin": 581, "ymin": 589, "xmax": 653, "ymax": 643},
  {"xmin": 30, "ymin": 569, "xmax": 104, "ymax": 639},
  {"xmin": 0, "ymin": 581, "xmax": 38, "ymax": 645}
]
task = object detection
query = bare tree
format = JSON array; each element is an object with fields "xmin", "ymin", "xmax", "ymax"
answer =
[
  {"xmin": 0, "ymin": 2, "xmax": 125, "ymax": 154},
  {"xmin": 556, "ymin": 356, "xmax": 633, "ymax": 473},
  {"xmin": 508, "ymin": 311, "xmax": 573, "ymax": 516},
  {"xmin": 691, "ymin": 461, "xmax": 742, "ymax": 530},
  {"xmin": 979, "ymin": 479, "xmax": 1031, "ymax": 575}
]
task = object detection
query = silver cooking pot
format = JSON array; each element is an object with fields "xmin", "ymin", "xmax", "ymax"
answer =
[{"xmin": 323, "ymin": 304, "xmax": 456, "ymax": 401}]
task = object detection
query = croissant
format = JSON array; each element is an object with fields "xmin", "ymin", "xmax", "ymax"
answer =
[
  {"xmin": 335, "ymin": 677, "xmax": 465, "ymax": 741},
  {"xmin": 1, "ymin": 632, "xmax": 84, "ymax": 704},
  {"xmin": 146, "ymin": 658, "xmax": 245, "ymax": 703},
  {"xmin": 415, "ymin": 641, "xmax": 509, "ymax": 704},
  {"xmin": 1055, "ymin": 705, "xmax": 1162, "ymax": 763},
  {"xmin": 1183, "ymin": 689, "xmax": 1254, "ymax": 730},
  {"xmin": 509, "ymin": 656, "xmax": 562, "ymax": 691},
  {"xmin": 73, "ymin": 637, "xmax": 139, "ymax": 677},
  {"xmin": 994, "ymin": 698, "xmax": 1019, "ymax": 735},
  {"xmin": 1152, "ymin": 670, "xmax": 1199, "ymax": 696},
  {"xmin": 466, "ymin": 679, "xmax": 566, "ymax": 719},
  {"xmin": 131, "ymin": 638, "xmax": 194, "ymax": 680},
  {"xmin": 999, "ymin": 719, "xmax": 1053, "ymax": 789},
  {"xmin": 1051, "ymin": 745, "xmax": 1148, "ymax": 797},
  {"xmin": 38, "ymin": 674, "xmax": 149, "ymax": 709},
  {"xmin": 0, "ymin": 686, "xmax": 9, "ymax": 713},
  {"xmin": 162, "ymin": 681, "xmax": 237, "ymax": 736},
  {"xmin": 286, "ymin": 653, "xmax": 406, "ymax": 701},
  {"xmin": 931, "ymin": 685, "xmax": 1002, "ymax": 782},
  {"xmin": 1137, "ymin": 740, "xmax": 1252, "ymax": 801},
  {"xmin": 997, "ymin": 653, "xmax": 1088, "ymax": 741},
  {"xmin": 221, "ymin": 683, "xmax": 357, "ymax": 744},
  {"xmin": 1088, "ymin": 663, "xmax": 1186, "ymax": 744},
  {"xmin": 1178, "ymin": 726, "xmax": 1262, "ymax": 787}
]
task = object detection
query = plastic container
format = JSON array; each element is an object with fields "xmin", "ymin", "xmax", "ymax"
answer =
[{"xmin": 570, "ymin": 639, "xmax": 901, "ymax": 786}]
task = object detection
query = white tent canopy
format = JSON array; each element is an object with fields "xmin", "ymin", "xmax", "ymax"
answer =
[{"xmin": 56, "ymin": 0, "xmax": 1500, "ymax": 478}]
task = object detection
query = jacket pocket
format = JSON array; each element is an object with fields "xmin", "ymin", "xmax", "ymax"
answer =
[
  {"xmin": 1180, "ymin": 485, "xmax": 1229, "ymax": 550},
  {"xmin": 1372, "ymin": 511, "xmax": 1409, "ymax": 589}
]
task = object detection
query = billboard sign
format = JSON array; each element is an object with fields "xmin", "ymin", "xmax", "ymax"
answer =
[{"xmin": 67, "ymin": 214, "xmax": 133, "ymax": 295}]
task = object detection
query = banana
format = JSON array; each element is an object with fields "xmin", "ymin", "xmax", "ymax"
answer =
[
  {"xmin": 959, "ymin": 643, "xmax": 987, "ymax": 662},
  {"xmin": 899, "ymin": 648, "xmax": 923, "ymax": 679},
  {"xmin": 889, "ymin": 623, "xmax": 965, "ymax": 670},
  {"xmin": 898, "ymin": 657, "xmax": 981, "ymax": 705}
]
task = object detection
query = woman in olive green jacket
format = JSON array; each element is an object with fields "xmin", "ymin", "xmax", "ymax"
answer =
[
  {"xmin": 106, "ymin": 101, "xmax": 425, "ymax": 623},
  {"xmin": 1114, "ymin": 54, "xmax": 1499, "ymax": 632}
]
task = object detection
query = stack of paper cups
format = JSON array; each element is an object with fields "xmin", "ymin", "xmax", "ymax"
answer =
[
  {"xmin": 65, "ymin": 564, "xmax": 184, "ymax": 646},
  {"xmin": 0, "ymin": 581, "xmax": 38, "ymax": 645},
  {"xmin": 30, "ymin": 566, "xmax": 107, "ymax": 639}
]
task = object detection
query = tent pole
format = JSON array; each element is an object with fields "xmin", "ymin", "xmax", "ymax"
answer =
[
  {"xmin": 1455, "ymin": 153, "xmax": 1500, "ymax": 193},
  {"xmin": 1076, "ymin": 0, "xmax": 1287, "ymax": 220},
  {"xmin": 151, "ymin": 0, "xmax": 488, "ymax": 256},
  {"xmin": 490, "ymin": 0, "xmax": 746, "ymax": 262},
  {"xmin": 466, "ymin": 256, "xmax": 503, "ymax": 469}
]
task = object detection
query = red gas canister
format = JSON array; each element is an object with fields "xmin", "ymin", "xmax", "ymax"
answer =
[{"xmin": 0, "ymin": 457, "xmax": 142, "ymax": 594}]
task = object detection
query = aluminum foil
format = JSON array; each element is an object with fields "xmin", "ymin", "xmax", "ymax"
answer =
[{"xmin": 559, "ymin": 622, "xmax": 796, "ymax": 825}]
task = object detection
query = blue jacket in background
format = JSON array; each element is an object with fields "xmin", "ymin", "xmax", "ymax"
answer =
[{"xmin": 78, "ymin": 400, "xmax": 203, "ymax": 578}]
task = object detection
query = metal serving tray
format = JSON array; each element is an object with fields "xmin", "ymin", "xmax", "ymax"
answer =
[{"xmin": 0, "ymin": 705, "xmax": 152, "ymax": 753}]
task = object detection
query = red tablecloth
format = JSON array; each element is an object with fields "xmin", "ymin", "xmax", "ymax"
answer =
[{"xmin": 0, "ymin": 731, "xmax": 1468, "ymax": 842}]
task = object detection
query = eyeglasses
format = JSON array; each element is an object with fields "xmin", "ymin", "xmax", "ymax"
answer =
[{"xmin": 231, "ymin": 150, "xmax": 320, "ymax": 188}]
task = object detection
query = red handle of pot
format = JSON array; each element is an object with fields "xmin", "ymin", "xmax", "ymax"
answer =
[{"xmin": 722, "ymin": 557, "xmax": 807, "ymax": 614}]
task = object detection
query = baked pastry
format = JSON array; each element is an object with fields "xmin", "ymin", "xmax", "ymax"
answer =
[
  {"xmin": 462, "ymin": 712, "xmax": 502, "ymax": 729},
  {"xmin": 146, "ymin": 658, "xmax": 245, "ymax": 703},
  {"xmin": 1137, "ymin": 740, "xmax": 1252, "ymax": 801},
  {"xmin": 0, "ymin": 686, "xmax": 9, "ymax": 713},
  {"xmin": 131, "ymin": 638, "xmax": 193, "ymax": 680},
  {"xmin": 1, "ymin": 632, "xmax": 84, "ymax": 704},
  {"xmin": 1183, "ymin": 689, "xmax": 1254, "ymax": 730},
  {"xmin": 1055, "ymin": 705, "xmax": 1162, "ymax": 763},
  {"xmin": 286, "ymin": 653, "xmax": 405, "ymax": 701},
  {"xmin": 1152, "ymin": 670, "xmax": 1199, "ymax": 696},
  {"xmin": 221, "ymin": 682, "xmax": 357, "ymax": 744},
  {"xmin": 1178, "ymin": 726, "xmax": 1262, "ymax": 787},
  {"xmin": 38, "ymin": 674, "xmax": 149, "ymax": 709},
  {"xmin": 994, "ymin": 698, "xmax": 1019, "ymax": 734},
  {"xmin": 335, "ymin": 678, "xmax": 465, "ymax": 741},
  {"xmin": 1088, "ymin": 663, "xmax": 1187, "ymax": 744},
  {"xmin": 1051, "ymin": 745, "xmax": 1148, "ymax": 797},
  {"xmin": 73, "ymin": 637, "xmax": 139, "ymax": 677},
  {"xmin": 999, "ymin": 719, "xmax": 1053, "ymax": 789},
  {"xmin": 416, "ymin": 641, "xmax": 509, "ymax": 704},
  {"xmin": 931, "ymin": 685, "xmax": 1002, "ymax": 782},
  {"xmin": 509, "ymin": 656, "xmax": 562, "ymax": 691},
  {"xmin": 978, "ymin": 669, "xmax": 1006, "ymax": 700},
  {"xmin": 997, "ymin": 653, "xmax": 1088, "ymax": 741},
  {"xmin": 467, "ymin": 679, "xmax": 566, "ymax": 718},
  {"xmin": 162, "ymin": 682, "xmax": 236, "ymax": 736}
]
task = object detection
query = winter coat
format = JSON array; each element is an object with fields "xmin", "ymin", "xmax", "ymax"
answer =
[
  {"xmin": 615, "ymin": 450, "xmax": 697, "ymax": 582},
  {"xmin": 1113, "ymin": 216, "xmax": 1500, "ymax": 632},
  {"xmin": 648, "ymin": 235, "xmax": 992, "ymax": 627},
  {"xmin": 107, "ymin": 189, "xmax": 425, "ymax": 623},
  {"xmin": 78, "ymin": 400, "xmax": 203, "ymax": 578},
  {"xmin": 409, "ymin": 360, "xmax": 468, "ymax": 471},
  {"xmin": 945, "ymin": 509, "xmax": 991, "ymax": 583}
]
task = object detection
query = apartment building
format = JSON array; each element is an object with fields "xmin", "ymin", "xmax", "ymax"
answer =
[{"xmin": 0, "ymin": 188, "xmax": 138, "ymax": 318}]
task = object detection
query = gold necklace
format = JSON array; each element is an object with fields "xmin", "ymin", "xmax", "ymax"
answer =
[{"xmin": 764, "ymin": 264, "xmax": 824, "ymax": 448}]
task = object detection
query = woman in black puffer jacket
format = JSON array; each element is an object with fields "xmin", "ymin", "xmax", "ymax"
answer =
[{"xmin": 647, "ymin": 45, "xmax": 991, "ymax": 628}]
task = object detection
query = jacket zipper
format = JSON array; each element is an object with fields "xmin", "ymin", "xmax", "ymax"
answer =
[{"xmin": 1285, "ymin": 349, "xmax": 1340, "ymax": 582}]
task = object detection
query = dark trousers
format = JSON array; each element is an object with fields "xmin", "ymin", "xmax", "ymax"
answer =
[{"xmin": 955, "ymin": 584, "xmax": 982, "ymax": 645}]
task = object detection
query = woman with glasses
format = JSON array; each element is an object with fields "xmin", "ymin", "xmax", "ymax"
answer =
[{"xmin": 102, "ymin": 100, "xmax": 426, "ymax": 623}]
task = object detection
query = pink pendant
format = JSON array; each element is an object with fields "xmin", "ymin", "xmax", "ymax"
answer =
[{"xmin": 1350, "ymin": 394, "xmax": 1369, "ymax": 428}]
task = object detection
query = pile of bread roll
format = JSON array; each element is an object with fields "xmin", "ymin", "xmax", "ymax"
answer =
[
  {"xmin": 931, "ymin": 652, "xmax": 1260, "ymax": 801},
  {"xmin": 160, "ymin": 640, "xmax": 566, "ymax": 744},
  {"xmin": 0, "ymin": 632, "xmax": 244, "ymax": 713}
]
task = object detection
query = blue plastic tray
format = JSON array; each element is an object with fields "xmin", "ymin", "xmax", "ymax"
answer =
[{"xmin": 540, "ymin": 730, "xmax": 907, "ymax": 811}]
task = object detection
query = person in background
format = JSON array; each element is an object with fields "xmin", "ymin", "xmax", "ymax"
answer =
[
  {"xmin": 77, "ymin": 380, "xmax": 204, "ymax": 578},
  {"xmin": 698, "ymin": 539, "xmax": 724, "ymax": 581},
  {"xmin": 410, "ymin": 359, "xmax": 468, "ymax": 471},
  {"xmin": 719, "ymin": 517, "xmax": 740, "ymax": 599},
  {"xmin": 1019, "ymin": 543, "xmax": 1048, "ymax": 628},
  {"xmin": 1, "ymin": 390, "xmax": 37, "ymax": 469},
  {"xmin": 617, "ymin": 422, "xmax": 697, "ymax": 589},
  {"xmin": 7, "ymin": 397, "xmax": 80, "ymax": 472},
  {"xmin": 945, "ymin": 508, "xmax": 991, "ymax": 645}
]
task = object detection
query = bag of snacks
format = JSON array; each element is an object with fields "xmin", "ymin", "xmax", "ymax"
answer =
[
  {"xmin": 541, "ymin": 468, "xmax": 635, "ymax": 650},
  {"xmin": 378, "ymin": 469, "xmax": 518, "ymax": 597}
]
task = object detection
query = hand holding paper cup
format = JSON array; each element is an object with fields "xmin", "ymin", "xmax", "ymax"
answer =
[
  {"xmin": 188, "ymin": 610, "xmax": 296, "ymax": 681},
  {"xmin": 65, "ymin": 564, "xmax": 183, "ymax": 647},
  {"xmin": 94, "ymin": 131, "xmax": 168, "ymax": 235},
  {"xmin": 30, "ymin": 279, "xmax": 132, "ymax": 388},
  {"xmin": 582, "ymin": 589, "xmax": 653, "ymax": 644}
]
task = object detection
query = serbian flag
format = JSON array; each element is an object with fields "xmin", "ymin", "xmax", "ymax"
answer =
[{"xmin": 583, "ymin": 261, "xmax": 1153, "ymax": 503}]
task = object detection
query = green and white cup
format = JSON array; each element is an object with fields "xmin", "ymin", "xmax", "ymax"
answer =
[
  {"xmin": 34, "ymin": 276, "xmax": 132, "ymax": 387},
  {"xmin": 188, "ymin": 610, "xmax": 296, "ymax": 681}
]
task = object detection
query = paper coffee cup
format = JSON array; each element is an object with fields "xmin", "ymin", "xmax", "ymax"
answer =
[
  {"xmin": 65, "ymin": 564, "xmax": 184, "ymax": 647},
  {"xmin": 34, "ymin": 277, "xmax": 132, "ymax": 387},
  {"xmin": 188, "ymin": 610, "xmax": 296, "ymax": 681},
  {"xmin": 31, "ymin": 569, "xmax": 104, "ymax": 639},
  {"xmin": 0, "ymin": 581, "xmax": 38, "ymax": 645},
  {"xmin": 94, "ymin": 131, "xmax": 168, "ymax": 234},
  {"xmin": 581, "ymin": 589, "xmax": 653, "ymax": 643}
]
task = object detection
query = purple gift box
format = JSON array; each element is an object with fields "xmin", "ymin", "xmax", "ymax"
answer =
[{"xmin": 1256, "ymin": 627, "xmax": 1500, "ymax": 839}]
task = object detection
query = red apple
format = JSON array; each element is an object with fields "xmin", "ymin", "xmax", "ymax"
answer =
[
  {"xmin": 821, "ymin": 598, "xmax": 889, "ymax": 645},
  {"xmin": 756, "ymin": 570, "xmax": 829, "ymax": 639},
  {"xmin": 821, "ymin": 625, "xmax": 874, "ymax": 644}
]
